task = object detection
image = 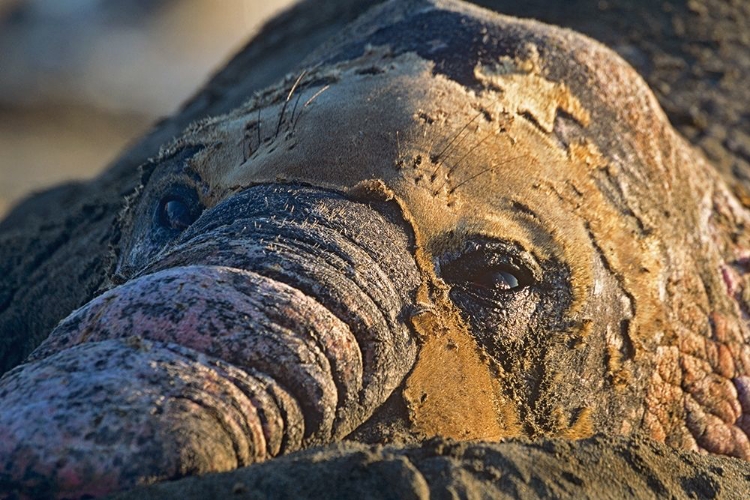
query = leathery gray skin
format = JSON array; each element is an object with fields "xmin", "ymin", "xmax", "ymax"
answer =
[
  {"xmin": 2, "ymin": 0, "xmax": 750, "ymax": 497},
  {"xmin": 0, "ymin": 183, "xmax": 420, "ymax": 496}
]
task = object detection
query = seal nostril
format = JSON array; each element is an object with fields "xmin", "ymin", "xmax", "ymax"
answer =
[{"xmin": 159, "ymin": 197, "xmax": 197, "ymax": 231}]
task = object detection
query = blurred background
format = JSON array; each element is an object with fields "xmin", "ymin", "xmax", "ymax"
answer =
[{"xmin": 0, "ymin": 0, "xmax": 299, "ymax": 217}]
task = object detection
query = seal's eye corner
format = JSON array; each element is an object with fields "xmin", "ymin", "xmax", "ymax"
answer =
[{"xmin": 157, "ymin": 195, "xmax": 199, "ymax": 232}]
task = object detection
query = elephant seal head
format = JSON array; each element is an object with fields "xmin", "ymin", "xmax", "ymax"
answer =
[{"xmin": 2, "ymin": 0, "xmax": 750, "ymax": 497}]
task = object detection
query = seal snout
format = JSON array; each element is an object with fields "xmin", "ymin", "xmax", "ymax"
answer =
[{"xmin": 0, "ymin": 185, "xmax": 421, "ymax": 497}]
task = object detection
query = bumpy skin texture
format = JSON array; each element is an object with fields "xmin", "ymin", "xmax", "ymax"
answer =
[
  {"xmin": 0, "ymin": 185, "xmax": 421, "ymax": 496},
  {"xmin": 2, "ymin": 0, "xmax": 750, "ymax": 498}
]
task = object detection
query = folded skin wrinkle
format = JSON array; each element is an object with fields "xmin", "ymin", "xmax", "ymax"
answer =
[{"xmin": 0, "ymin": 186, "xmax": 420, "ymax": 495}]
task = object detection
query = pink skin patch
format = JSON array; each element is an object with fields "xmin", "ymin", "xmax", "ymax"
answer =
[
  {"xmin": 0, "ymin": 339, "xmax": 268, "ymax": 498},
  {"xmin": 0, "ymin": 265, "xmax": 363, "ymax": 498},
  {"xmin": 33, "ymin": 265, "xmax": 363, "ymax": 424}
]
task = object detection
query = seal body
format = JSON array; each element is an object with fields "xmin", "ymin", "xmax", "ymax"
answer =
[{"xmin": 2, "ymin": 0, "xmax": 750, "ymax": 497}]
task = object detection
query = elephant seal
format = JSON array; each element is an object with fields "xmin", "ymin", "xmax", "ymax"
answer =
[{"xmin": 2, "ymin": 0, "xmax": 750, "ymax": 497}]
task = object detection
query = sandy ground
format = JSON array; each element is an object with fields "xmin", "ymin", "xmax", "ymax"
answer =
[{"xmin": 0, "ymin": 0, "xmax": 298, "ymax": 218}]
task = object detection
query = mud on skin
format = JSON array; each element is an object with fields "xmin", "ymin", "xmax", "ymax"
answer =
[{"xmin": 3, "ymin": 0, "xmax": 750, "ymax": 498}]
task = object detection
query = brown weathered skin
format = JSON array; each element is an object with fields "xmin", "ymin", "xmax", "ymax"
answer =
[
  {"xmin": 2, "ymin": 0, "xmax": 750, "ymax": 498},
  {"xmin": 133, "ymin": 0, "xmax": 750, "ymax": 455}
]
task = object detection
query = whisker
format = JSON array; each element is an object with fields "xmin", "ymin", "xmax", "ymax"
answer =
[
  {"xmin": 276, "ymin": 70, "xmax": 308, "ymax": 137},
  {"xmin": 448, "ymin": 155, "xmax": 529, "ymax": 194},
  {"xmin": 303, "ymin": 84, "xmax": 330, "ymax": 108},
  {"xmin": 445, "ymin": 131, "xmax": 495, "ymax": 177},
  {"xmin": 421, "ymin": 119, "xmax": 438, "ymax": 156},
  {"xmin": 430, "ymin": 111, "xmax": 483, "ymax": 176},
  {"xmin": 292, "ymin": 84, "xmax": 330, "ymax": 132},
  {"xmin": 288, "ymin": 91, "xmax": 304, "ymax": 135}
]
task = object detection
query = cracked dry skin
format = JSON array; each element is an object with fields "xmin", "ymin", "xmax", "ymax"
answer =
[{"xmin": 2, "ymin": 0, "xmax": 750, "ymax": 498}]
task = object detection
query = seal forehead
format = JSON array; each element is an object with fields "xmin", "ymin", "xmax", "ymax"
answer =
[{"xmin": 188, "ymin": 51, "xmax": 586, "ymax": 238}]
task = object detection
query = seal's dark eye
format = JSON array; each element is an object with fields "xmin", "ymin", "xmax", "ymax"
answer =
[
  {"xmin": 158, "ymin": 197, "xmax": 197, "ymax": 231},
  {"xmin": 468, "ymin": 266, "xmax": 521, "ymax": 291},
  {"xmin": 439, "ymin": 239, "xmax": 538, "ymax": 306},
  {"xmin": 442, "ymin": 253, "xmax": 531, "ymax": 294}
]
